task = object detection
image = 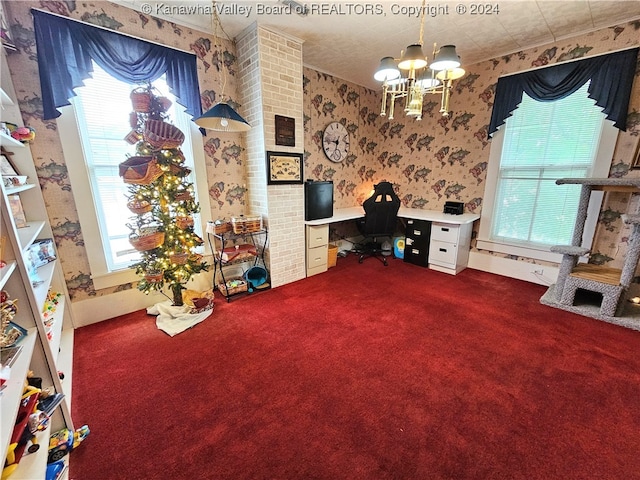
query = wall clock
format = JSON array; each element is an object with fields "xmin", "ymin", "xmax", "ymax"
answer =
[{"xmin": 322, "ymin": 121, "xmax": 349, "ymax": 163}]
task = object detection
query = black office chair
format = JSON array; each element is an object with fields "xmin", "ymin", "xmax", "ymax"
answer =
[{"xmin": 356, "ymin": 181, "xmax": 400, "ymax": 266}]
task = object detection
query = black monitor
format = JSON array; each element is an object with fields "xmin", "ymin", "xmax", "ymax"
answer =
[{"xmin": 304, "ymin": 181, "xmax": 333, "ymax": 221}]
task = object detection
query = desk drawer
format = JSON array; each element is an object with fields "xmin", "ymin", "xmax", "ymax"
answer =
[
  {"xmin": 307, "ymin": 263, "xmax": 328, "ymax": 277},
  {"xmin": 307, "ymin": 225, "xmax": 329, "ymax": 249},
  {"xmin": 307, "ymin": 245, "xmax": 328, "ymax": 270},
  {"xmin": 404, "ymin": 244, "xmax": 429, "ymax": 267},
  {"xmin": 405, "ymin": 219, "xmax": 431, "ymax": 249},
  {"xmin": 430, "ymin": 222, "xmax": 459, "ymax": 243},
  {"xmin": 429, "ymin": 240, "xmax": 458, "ymax": 267}
]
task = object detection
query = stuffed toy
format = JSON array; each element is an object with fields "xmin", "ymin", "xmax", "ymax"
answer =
[{"xmin": 10, "ymin": 126, "xmax": 36, "ymax": 143}]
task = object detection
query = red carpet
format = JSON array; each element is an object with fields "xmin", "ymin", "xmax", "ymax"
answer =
[{"xmin": 70, "ymin": 254, "xmax": 640, "ymax": 479}]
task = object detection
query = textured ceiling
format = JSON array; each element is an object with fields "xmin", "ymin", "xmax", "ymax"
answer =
[{"xmin": 114, "ymin": 1, "xmax": 640, "ymax": 89}]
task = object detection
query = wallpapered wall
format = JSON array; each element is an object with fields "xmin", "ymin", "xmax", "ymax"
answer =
[
  {"xmin": 302, "ymin": 21, "xmax": 640, "ymax": 268},
  {"xmin": 3, "ymin": 0, "xmax": 250, "ymax": 302},
  {"xmin": 4, "ymin": 1, "xmax": 640, "ymax": 304}
]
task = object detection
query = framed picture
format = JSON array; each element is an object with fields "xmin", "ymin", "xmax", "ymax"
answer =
[
  {"xmin": 1, "ymin": 323, "xmax": 27, "ymax": 348},
  {"xmin": 632, "ymin": 139, "xmax": 640, "ymax": 170},
  {"xmin": 275, "ymin": 115, "xmax": 295, "ymax": 147},
  {"xmin": 0, "ymin": 154, "xmax": 18, "ymax": 176},
  {"xmin": 24, "ymin": 246, "xmax": 43, "ymax": 286},
  {"xmin": 7, "ymin": 194, "xmax": 27, "ymax": 228},
  {"xmin": 29, "ymin": 238, "xmax": 56, "ymax": 268},
  {"xmin": 266, "ymin": 151, "xmax": 303, "ymax": 185}
]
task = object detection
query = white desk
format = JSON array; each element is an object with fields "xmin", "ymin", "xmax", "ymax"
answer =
[
  {"xmin": 305, "ymin": 206, "xmax": 364, "ymax": 226},
  {"xmin": 304, "ymin": 207, "xmax": 480, "ymax": 276},
  {"xmin": 305, "ymin": 207, "xmax": 479, "ymax": 226}
]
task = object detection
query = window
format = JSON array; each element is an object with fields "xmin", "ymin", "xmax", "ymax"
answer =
[
  {"xmin": 478, "ymin": 81, "xmax": 618, "ymax": 261},
  {"xmin": 58, "ymin": 63, "xmax": 211, "ymax": 289}
]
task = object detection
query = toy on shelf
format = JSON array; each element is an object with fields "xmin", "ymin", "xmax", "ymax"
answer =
[
  {"xmin": 47, "ymin": 424, "xmax": 90, "ymax": 464},
  {"xmin": 9, "ymin": 126, "xmax": 36, "ymax": 144},
  {"xmin": 45, "ymin": 459, "xmax": 66, "ymax": 480},
  {"xmin": 2, "ymin": 385, "xmax": 48, "ymax": 479},
  {"xmin": 2, "ymin": 291, "xmax": 26, "ymax": 349},
  {"xmin": 41, "ymin": 291, "xmax": 62, "ymax": 341}
]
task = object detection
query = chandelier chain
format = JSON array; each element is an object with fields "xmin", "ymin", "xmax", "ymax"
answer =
[{"xmin": 418, "ymin": 0, "xmax": 426, "ymax": 46}]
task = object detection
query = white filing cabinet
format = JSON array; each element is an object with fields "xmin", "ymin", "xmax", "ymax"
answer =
[
  {"xmin": 306, "ymin": 224, "xmax": 329, "ymax": 276},
  {"xmin": 428, "ymin": 221, "xmax": 473, "ymax": 275}
]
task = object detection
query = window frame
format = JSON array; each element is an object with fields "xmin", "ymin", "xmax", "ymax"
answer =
[
  {"xmin": 477, "ymin": 101, "xmax": 618, "ymax": 262},
  {"xmin": 57, "ymin": 94, "xmax": 211, "ymax": 291}
]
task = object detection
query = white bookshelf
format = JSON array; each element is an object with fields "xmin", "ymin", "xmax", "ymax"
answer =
[{"xmin": 1, "ymin": 47, "xmax": 76, "ymax": 479}]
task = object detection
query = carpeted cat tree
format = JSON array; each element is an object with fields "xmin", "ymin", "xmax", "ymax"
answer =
[{"xmin": 540, "ymin": 177, "xmax": 640, "ymax": 331}]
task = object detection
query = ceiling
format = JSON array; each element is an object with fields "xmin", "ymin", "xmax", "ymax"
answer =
[{"xmin": 113, "ymin": 1, "xmax": 640, "ymax": 90}]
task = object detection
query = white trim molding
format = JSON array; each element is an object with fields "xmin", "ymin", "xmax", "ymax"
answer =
[{"xmin": 468, "ymin": 251, "xmax": 559, "ymax": 287}]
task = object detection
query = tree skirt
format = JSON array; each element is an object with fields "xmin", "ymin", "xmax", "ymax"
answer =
[{"xmin": 147, "ymin": 301, "xmax": 213, "ymax": 336}]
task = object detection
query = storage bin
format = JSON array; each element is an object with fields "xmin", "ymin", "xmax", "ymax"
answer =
[
  {"xmin": 231, "ymin": 215, "xmax": 262, "ymax": 234},
  {"xmin": 327, "ymin": 244, "xmax": 338, "ymax": 268},
  {"xmin": 206, "ymin": 220, "xmax": 231, "ymax": 234},
  {"xmin": 217, "ymin": 278, "xmax": 248, "ymax": 296}
]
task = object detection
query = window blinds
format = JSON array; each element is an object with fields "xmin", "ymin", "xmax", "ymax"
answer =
[
  {"xmin": 491, "ymin": 81, "xmax": 605, "ymax": 247},
  {"xmin": 74, "ymin": 63, "xmax": 198, "ymax": 271}
]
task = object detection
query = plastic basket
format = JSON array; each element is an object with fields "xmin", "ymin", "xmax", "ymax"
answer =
[{"xmin": 243, "ymin": 266, "xmax": 268, "ymax": 289}]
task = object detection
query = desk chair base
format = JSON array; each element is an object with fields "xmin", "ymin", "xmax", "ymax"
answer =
[{"xmin": 356, "ymin": 242, "xmax": 391, "ymax": 266}]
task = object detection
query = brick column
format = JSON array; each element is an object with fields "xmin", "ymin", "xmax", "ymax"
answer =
[{"xmin": 236, "ymin": 25, "xmax": 306, "ymax": 288}]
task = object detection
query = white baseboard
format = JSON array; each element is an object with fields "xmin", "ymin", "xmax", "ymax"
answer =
[
  {"xmin": 71, "ymin": 271, "xmax": 214, "ymax": 327},
  {"xmin": 71, "ymin": 288, "xmax": 166, "ymax": 327},
  {"xmin": 468, "ymin": 251, "xmax": 558, "ymax": 286}
]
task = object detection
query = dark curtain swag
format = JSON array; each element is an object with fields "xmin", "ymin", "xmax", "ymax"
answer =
[
  {"xmin": 489, "ymin": 47, "xmax": 639, "ymax": 136},
  {"xmin": 32, "ymin": 9, "xmax": 202, "ymax": 122}
]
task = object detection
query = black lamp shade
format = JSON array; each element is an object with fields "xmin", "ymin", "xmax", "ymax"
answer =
[
  {"xmin": 195, "ymin": 102, "xmax": 251, "ymax": 132},
  {"xmin": 374, "ymin": 56, "xmax": 401, "ymax": 82},
  {"xmin": 398, "ymin": 44, "xmax": 428, "ymax": 70},
  {"xmin": 430, "ymin": 45, "xmax": 461, "ymax": 71}
]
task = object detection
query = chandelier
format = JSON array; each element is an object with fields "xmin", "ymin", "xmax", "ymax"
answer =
[{"xmin": 373, "ymin": 2, "xmax": 465, "ymax": 120}]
